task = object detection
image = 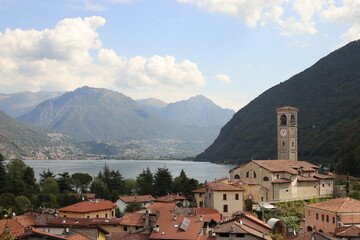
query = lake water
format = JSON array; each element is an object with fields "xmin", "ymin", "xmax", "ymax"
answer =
[{"xmin": 23, "ymin": 159, "xmax": 237, "ymax": 183}]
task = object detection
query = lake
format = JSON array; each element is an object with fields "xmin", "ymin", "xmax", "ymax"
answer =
[{"xmin": 23, "ymin": 159, "xmax": 237, "ymax": 183}]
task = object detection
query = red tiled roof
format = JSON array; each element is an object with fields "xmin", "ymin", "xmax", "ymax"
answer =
[
  {"xmin": 276, "ymin": 106, "xmax": 299, "ymax": 111},
  {"xmin": 66, "ymin": 233, "xmax": 92, "ymax": 240},
  {"xmin": 314, "ymin": 174, "xmax": 335, "ymax": 179},
  {"xmin": 119, "ymin": 213, "xmax": 144, "ymax": 227},
  {"xmin": 47, "ymin": 217, "xmax": 121, "ymax": 227},
  {"xmin": 206, "ymin": 182, "xmax": 244, "ymax": 191},
  {"xmin": 193, "ymin": 208, "xmax": 222, "ymax": 222},
  {"xmin": 253, "ymin": 160, "xmax": 318, "ymax": 174},
  {"xmin": 213, "ymin": 220, "xmax": 272, "ymax": 240},
  {"xmin": 284, "ymin": 232, "xmax": 313, "ymax": 240},
  {"xmin": 150, "ymin": 214, "xmax": 204, "ymax": 240},
  {"xmin": 192, "ymin": 188, "xmax": 205, "ymax": 193},
  {"xmin": 272, "ymin": 178, "xmax": 292, "ymax": 183},
  {"xmin": 197, "ymin": 236, "xmax": 215, "ymax": 240},
  {"xmin": 119, "ymin": 195, "xmax": 155, "ymax": 203},
  {"xmin": 335, "ymin": 226, "xmax": 360, "ymax": 237},
  {"xmin": 0, "ymin": 219, "xmax": 25, "ymax": 238},
  {"xmin": 58, "ymin": 200, "xmax": 116, "ymax": 213},
  {"xmin": 306, "ymin": 197, "xmax": 360, "ymax": 213},
  {"xmin": 297, "ymin": 176, "xmax": 319, "ymax": 182},
  {"xmin": 327, "ymin": 172, "xmax": 358, "ymax": 181},
  {"xmin": 212, "ymin": 177, "xmax": 229, "ymax": 183},
  {"xmin": 110, "ymin": 232, "xmax": 150, "ymax": 240},
  {"xmin": 156, "ymin": 195, "xmax": 187, "ymax": 202},
  {"xmin": 13, "ymin": 215, "xmax": 37, "ymax": 227},
  {"xmin": 146, "ymin": 202, "xmax": 177, "ymax": 215},
  {"xmin": 244, "ymin": 214, "xmax": 272, "ymax": 230},
  {"xmin": 29, "ymin": 228, "xmax": 67, "ymax": 240}
]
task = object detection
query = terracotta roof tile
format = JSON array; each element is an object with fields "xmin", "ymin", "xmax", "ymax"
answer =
[
  {"xmin": 272, "ymin": 178, "xmax": 292, "ymax": 183},
  {"xmin": 244, "ymin": 214, "xmax": 272, "ymax": 230},
  {"xmin": 110, "ymin": 232, "xmax": 150, "ymax": 240},
  {"xmin": 335, "ymin": 226, "xmax": 360, "ymax": 237},
  {"xmin": 47, "ymin": 217, "xmax": 121, "ymax": 226},
  {"xmin": 206, "ymin": 182, "xmax": 244, "ymax": 191},
  {"xmin": 212, "ymin": 177, "xmax": 229, "ymax": 183},
  {"xmin": 69, "ymin": 193, "xmax": 96, "ymax": 200},
  {"xmin": 146, "ymin": 202, "xmax": 177, "ymax": 215},
  {"xmin": 0, "ymin": 219, "xmax": 25, "ymax": 237},
  {"xmin": 30, "ymin": 228, "xmax": 67, "ymax": 239},
  {"xmin": 119, "ymin": 213, "xmax": 144, "ymax": 227},
  {"xmin": 156, "ymin": 195, "xmax": 187, "ymax": 202},
  {"xmin": 13, "ymin": 215, "xmax": 37, "ymax": 227},
  {"xmin": 213, "ymin": 220, "xmax": 272, "ymax": 240},
  {"xmin": 66, "ymin": 233, "xmax": 92, "ymax": 240},
  {"xmin": 58, "ymin": 200, "xmax": 116, "ymax": 213},
  {"xmin": 306, "ymin": 197, "xmax": 360, "ymax": 213},
  {"xmin": 314, "ymin": 174, "xmax": 335, "ymax": 179},
  {"xmin": 191, "ymin": 188, "xmax": 205, "ymax": 193},
  {"xmin": 297, "ymin": 176, "xmax": 319, "ymax": 182},
  {"xmin": 150, "ymin": 214, "xmax": 204, "ymax": 240},
  {"xmin": 253, "ymin": 160, "xmax": 318, "ymax": 174},
  {"xmin": 193, "ymin": 208, "xmax": 222, "ymax": 222},
  {"xmin": 276, "ymin": 106, "xmax": 299, "ymax": 111},
  {"xmin": 119, "ymin": 195, "xmax": 155, "ymax": 203}
]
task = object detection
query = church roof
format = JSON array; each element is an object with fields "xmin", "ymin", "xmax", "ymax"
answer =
[{"xmin": 252, "ymin": 160, "xmax": 319, "ymax": 174}]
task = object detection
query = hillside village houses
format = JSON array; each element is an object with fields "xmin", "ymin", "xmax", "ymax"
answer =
[{"xmin": 2, "ymin": 106, "xmax": 344, "ymax": 240}]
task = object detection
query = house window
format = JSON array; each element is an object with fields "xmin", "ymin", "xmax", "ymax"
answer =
[
  {"xmin": 322, "ymin": 214, "xmax": 324, "ymax": 221},
  {"xmin": 326, "ymin": 215, "xmax": 329, "ymax": 222},
  {"xmin": 308, "ymin": 173, "xmax": 311, "ymax": 177},
  {"xmin": 223, "ymin": 194, "xmax": 227, "ymax": 200},
  {"xmin": 113, "ymin": 225, "xmax": 118, "ymax": 227},
  {"xmin": 277, "ymin": 174, "xmax": 280, "ymax": 179},
  {"xmin": 136, "ymin": 227, "xmax": 140, "ymax": 230},
  {"xmin": 96, "ymin": 214, "xmax": 99, "ymax": 218},
  {"xmin": 64, "ymin": 215, "xmax": 67, "ymax": 218},
  {"xmin": 124, "ymin": 226, "xmax": 128, "ymax": 231},
  {"xmin": 87, "ymin": 216, "xmax": 90, "ymax": 218},
  {"xmin": 308, "ymin": 211, "xmax": 310, "ymax": 217},
  {"xmin": 286, "ymin": 189, "xmax": 289, "ymax": 192},
  {"xmin": 234, "ymin": 174, "xmax": 240, "ymax": 179},
  {"xmin": 253, "ymin": 172, "xmax": 257, "ymax": 178},
  {"xmin": 328, "ymin": 183, "xmax": 331, "ymax": 186},
  {"xmin": 316, "ymin": 213, "xmax": 318, "ymax": 220},
  {"xmin": 322, "ymin": 184, "xmax": 325, "ymax": 187},
  {"xmin": 223, "ymin": 205, "xmax": 228, "ymax": 212},
  {"xmin": 235, "ymin": 194, "xmax": 239, "ymax": 200},
  {"xmin": 105, "ymin": 213, "xmax": 108, "ymax": 218},
  {"xmin": 199, "ymin": 193, "xmax": 202, "ymax": 197},
  {"xmin": 246, "ymin": 171, "xmax": 250, "ymax": 178},
  {"xmin": 209, "ymin": 193, "xmax": 211, "ymax": 198},
  {"xmin": 261, "ymin": 197, "xmax": 264, "ymax": 202},
  {"xmin": 332, "ymin": 217, "xmax": 335, "ymax": 224},
  {"xmin": 219, "ymin": 233, "xmax": 230, "ymax": 237},
  {"xmin": 236, "ymin": 233, "xmax": 245, "ymax": 238},
  {"xmin": 263, "ymin": 176, "xmax": 269, "ymax": 181},
  {"xmin": 112, "ymin": 211, "xmax": 114, "ymax": 216}
]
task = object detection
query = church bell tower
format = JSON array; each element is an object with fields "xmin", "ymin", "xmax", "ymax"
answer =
[{"xmin": 276, "ymin": 106, "xmax": 299, "ymax": 161}]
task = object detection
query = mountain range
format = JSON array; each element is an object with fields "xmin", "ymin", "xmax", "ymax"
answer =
[
  {"xmin": 196, "ymin": 39, "xmax": 360, "ymax": 168},
  {"xmin": 0, "ymin": 87, "xmax": 233, "ymax": 158}
]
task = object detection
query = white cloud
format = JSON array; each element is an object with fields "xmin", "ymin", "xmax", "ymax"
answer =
[
  {"xmin": 215, "ymin": 74, "xmax": 231, "ymax": 83},
  {"xmin": 177, "ymin": 0, "xmax": 360, "ymax": 40},
  {"xmin": 0, "ymin": 16, "xmax": 206, "ymax": 94},
  {"xmin": 321, "ymin": 0, "xmax": 360, "ymax": 42}
]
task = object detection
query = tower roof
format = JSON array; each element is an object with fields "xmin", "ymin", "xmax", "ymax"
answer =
[{"xmin": 276, "ymin": 106, "xmax": 299, "ymax": 111}]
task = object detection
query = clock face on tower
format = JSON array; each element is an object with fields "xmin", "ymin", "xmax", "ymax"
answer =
[{"xmin": 280, "ymin": 128, "xmax": 287, "ymax": 137}]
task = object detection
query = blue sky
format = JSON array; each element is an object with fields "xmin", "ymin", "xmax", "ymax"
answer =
[{"xmin": 0, "ymin": 0, "xmax": 359, "ymax": 110}]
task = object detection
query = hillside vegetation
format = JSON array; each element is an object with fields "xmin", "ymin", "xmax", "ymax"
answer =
[{"xmin": 197, "ymin": 40, "xmax": 360, "ymax": 169}]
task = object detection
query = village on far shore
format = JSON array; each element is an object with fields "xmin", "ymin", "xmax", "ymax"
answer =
[{"xmin": 1, "ymin": 106, "xmax": 360, "ymax": 240}]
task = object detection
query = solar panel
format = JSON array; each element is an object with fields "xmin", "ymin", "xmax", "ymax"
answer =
[{"xmin": 179, "ymin": 218, "xmax": 191, "ymax": 231}]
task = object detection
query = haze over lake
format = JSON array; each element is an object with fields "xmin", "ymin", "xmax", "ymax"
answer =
[{"xmin": 23, "ymin": 160, "xmax": 236, "ymax": 183}]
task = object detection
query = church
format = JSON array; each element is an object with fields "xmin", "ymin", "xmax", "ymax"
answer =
[{"xmin": 229, "ymin": 106, "xmax": 334, "ymax": 203}]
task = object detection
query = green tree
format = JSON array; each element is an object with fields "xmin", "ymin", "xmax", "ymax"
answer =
[
  {"xmin": 13, "ymin": 196, "xmax": 32, "ymax": 215},
  {"xmin": 136, "ymin": 168, "xmax": 153, "ymax": 195},
  {"xmin": 39, "ymin": 169, "xmax": 55, "ymax": 185},
  {"xmin": 56, "ymin": 172, "xmax": 73, "ymax": 193},
  {"xmin": 123, "ymin": 179, "xmax": 136, "ymax": 195},
  {"xmin": 153, "ymin": 168, "xmax": 173, "ymax": 197},
  {"xmin": 0, "ymin": 193, "xmax": 15, "ymax": 210},
  {"xmin": 0, "ymin": 154, "xmax": 6, "ymax": 194},
  {"xmin": 98, "ymin": 164, "xmax": 124, "ymax": 200},
  {"xmin": 6, "ymin": 159, "xmax": 26, "ymax": 196},
  {"xmin": 71, "ymin": 173, "xmax": 92, "ymax": 193},
  {"xmin": 124, "ymin": 201, "xmax": 142, "ymax": 213},
  {"xmin": 90, "ymin": 177, "xmax": 110, "ymax": 199},
  {"xmin": 42, "ymin": 177, "xmax": 60, "ymax": 195}
]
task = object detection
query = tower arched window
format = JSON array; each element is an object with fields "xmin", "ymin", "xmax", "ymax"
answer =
[
  {"xmin": 280, "ymin": 115, "xmax": 287, "ymax": 125},
  {"xmin": 246, "ymin": 171, "xmax": 249, "ymax": 178},
  {"xmin": 234, "ymin": 174, "xmax": 240, "ymax": 179},
  {"xmin": 290, "ymin": 115, "xmax": 296, "ymax": 125},
  {"xmin": 253, "ymin": 172, "xmax": 257, "ymax": 178},
  {"xmin": 263, "ymin": 176, "xmax": 269, "ymax": 181}
]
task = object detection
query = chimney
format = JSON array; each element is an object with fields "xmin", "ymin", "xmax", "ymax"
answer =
[
  {"xmin": 231, "ymin": 225, "xmax": 235, "ymax": 232},
  {"xmin": 200, "ymin": 215, "xmax": 203, "ymax": 222},
  {"xmin": 144, "ymin": 210, "xmax": 150, "ymax": 228},
  {"xmin": 153, "ymin": 225, "xmax": 159, "ymax": 232}
]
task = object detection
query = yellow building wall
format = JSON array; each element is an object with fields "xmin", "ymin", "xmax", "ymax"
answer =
[
  {"xmin": 59, "ymin": 208, "xmax": 115, "ymax": 219},
  {"xmin": 194, "ymin": 193, "xmax": 205, "ymax": 208},
  {"xmin": 212, "ymin": 191, "xmax": 243, "ymax": 219}
]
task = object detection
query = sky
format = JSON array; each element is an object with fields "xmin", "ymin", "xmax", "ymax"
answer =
[{"xmin": 0, "ymin": 0, "xmax": 359, "ymax": 111}]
